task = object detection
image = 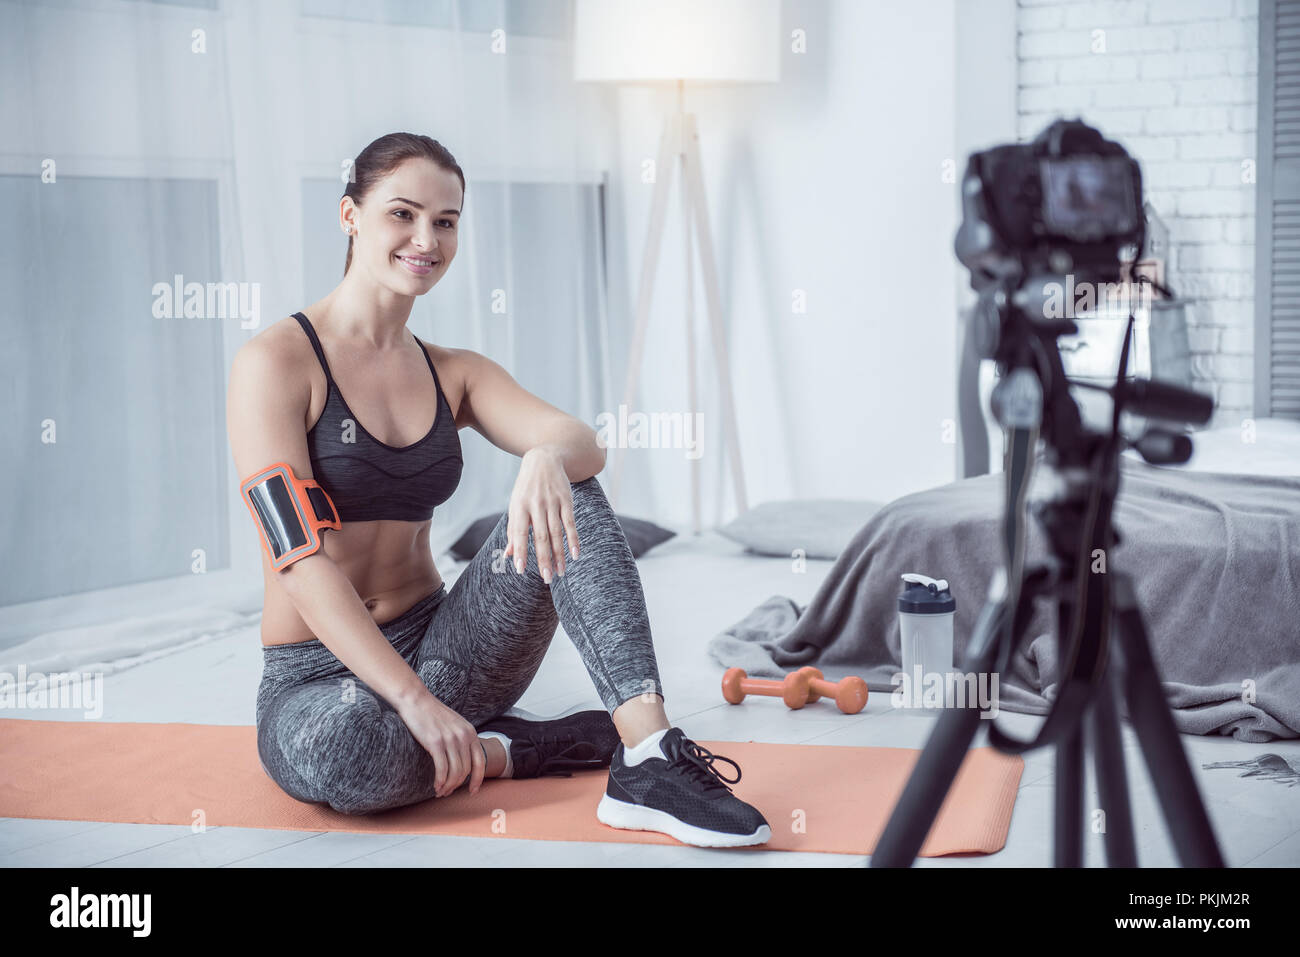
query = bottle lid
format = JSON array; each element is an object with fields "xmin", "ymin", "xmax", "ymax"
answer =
[{"xmin": 898, "ymin": 573, "xmax": 956, "ymax": 614}]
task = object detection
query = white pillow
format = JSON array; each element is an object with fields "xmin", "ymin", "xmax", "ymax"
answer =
[{"xmin": 715, "ymin": 499, "xmax": 886, "ymax": 560}]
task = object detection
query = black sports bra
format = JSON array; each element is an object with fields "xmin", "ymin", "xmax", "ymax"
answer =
[{"xmin": 293, "ymin": 311, "xmax": 463, "ymax": 522}]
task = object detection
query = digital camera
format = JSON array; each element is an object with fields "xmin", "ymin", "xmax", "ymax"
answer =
[{"xmin": 954, "ymin": 119, "xmax": 1146, "ymax": 288}]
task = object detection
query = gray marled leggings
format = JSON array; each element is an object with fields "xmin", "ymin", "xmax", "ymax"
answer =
[{"xmin": 255, "ymin": 476, "xmax": 665, "ymax": 814}]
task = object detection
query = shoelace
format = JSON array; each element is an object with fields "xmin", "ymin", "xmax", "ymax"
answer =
[
  {"xmin": 526, "ymin": 734, "xmax": 604, "ymax": 778},
  {"xmin": 665, "ymin": 739, "xmax": 742, "ymax": 794}
]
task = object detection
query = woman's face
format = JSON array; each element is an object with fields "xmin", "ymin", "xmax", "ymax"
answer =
[{"xmin": 343, "ymin": 157, "xmax": 462, "ymax": 293}]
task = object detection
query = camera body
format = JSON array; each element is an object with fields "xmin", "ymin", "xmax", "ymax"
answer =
[
  {"xmin": 953, "ymin": 118, "xmax": 1212, "ymax": 455},
  {"xmin": 955, "ymin": 118, "xmax": 1145, "ymax": 289}
]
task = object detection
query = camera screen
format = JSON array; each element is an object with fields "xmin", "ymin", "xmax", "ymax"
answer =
[{"xmin": 1039, "ymin": 156, "xmax": 1137, "ymax": 242}]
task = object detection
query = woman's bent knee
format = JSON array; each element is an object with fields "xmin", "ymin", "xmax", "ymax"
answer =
[
  {"xmin": 568, "ymin": 476, "xmax": 621, "ymax": 530},
  {"xmin": 569, "ymin": 475, "xmax": 608, "ymax": 508},
  {"xmin": 269, "ymin": 707, "xmax": 422, "ymax": 814}
]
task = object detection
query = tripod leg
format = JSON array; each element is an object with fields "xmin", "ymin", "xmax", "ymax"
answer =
[
  {"xmin": 871, "ymin": 700, "xmax": 987, "ymax": 866},
  {"xmin": 1089, "ymin": 664, "xmax": 1138, "ymax": 866},
  {"xmin": 1055, "ymin": 720, "xmax": 1085, "ymax": 867},
  {"xmin": 1112, "ymin": 574, "xmax": 1225, "ymax": 867},
  {"xmin": 1050, "ymin": 598, "xmax": 1086, "ymax": 867}
]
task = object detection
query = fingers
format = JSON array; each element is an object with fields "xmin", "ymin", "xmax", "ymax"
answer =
[
  {"xmin": 561, "ymin": 498, "xmax": 580, "ymax": 562},
  {"xmin": 431, "ymin": 738, "xmax": 449, "ymax": 796},
  {"xmin": 443, "ymin": 747, "xmax": 474, "ymax": 798},
  {"xmin": 532, "ymin": 510, "xmax": 553, "ymax": 581},
  {"xmin": 546, "ymin": 505, "xmax": 567, "ymax": 577},
  {"xmin": 507, "ymin": 489, "xmax": 579, "ymax": 582},
  {"xmin": 469, "ymin": 734, "xmax": 486, "ymax": 796},
  {"xmin": 424, "ymin": 720, "xmax": 486, "ymax": 799},
  {"xmin": 436, "ymin": 744, "xmax": 458, "ymax": 798},
  {"xmin": 508, "ymin": 500, "xmax": 528, "ymax": 575},
  {"xmin": 446, "ymin": 728, "xmax": 481, "ymax": 797}
]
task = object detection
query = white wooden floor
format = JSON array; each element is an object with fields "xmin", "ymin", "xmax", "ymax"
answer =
[{"xmin": 4, "ymin": 532, "xmax": 1298, "ymax": 868}]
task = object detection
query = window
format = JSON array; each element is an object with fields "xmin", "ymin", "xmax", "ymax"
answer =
[{"xmin": 0, "ymin": 175, "xmax": 230, "ymax": 606}]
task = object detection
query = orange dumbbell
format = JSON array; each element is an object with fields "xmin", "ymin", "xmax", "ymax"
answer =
[
  {"xmin": 786, "ymin": 667, "xmax": 869, "ymax": 714},
  {"xmin": 721, "ymin": 667, "xmax": 869, "ymax": 714},
  {"xmin": 722, "ymin": 667, "xmax": 814, "ymax": 709}
]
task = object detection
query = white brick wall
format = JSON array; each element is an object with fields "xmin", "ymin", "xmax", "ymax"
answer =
[{"xmin": 1016, "ymin": 0, "xmax": 1259, "ymax": 430}]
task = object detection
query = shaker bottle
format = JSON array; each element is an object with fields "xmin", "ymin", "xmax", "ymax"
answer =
[{"xmin": 898, "ymin": 573, "xmax": 956, "ymax": 710}]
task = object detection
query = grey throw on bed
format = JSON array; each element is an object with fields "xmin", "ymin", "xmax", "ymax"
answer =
[{"xmin": 707, "ymin": 456, "xmax": 1300, "ymax": 742}]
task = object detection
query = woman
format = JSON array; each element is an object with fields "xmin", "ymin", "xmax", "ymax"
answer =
[{"xmin": 226, "ymin": 132, "xmax": 770, "ymax": 849}]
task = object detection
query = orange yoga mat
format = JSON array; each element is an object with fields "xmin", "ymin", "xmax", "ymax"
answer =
[{"xmin": 0, "ymin": 719, "xmax": 1022, "ymax": 856}]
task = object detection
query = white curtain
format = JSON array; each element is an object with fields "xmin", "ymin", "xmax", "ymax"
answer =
[{"xmin": 0, "ymin": 0, "xmax": 621, "ymax": 656}]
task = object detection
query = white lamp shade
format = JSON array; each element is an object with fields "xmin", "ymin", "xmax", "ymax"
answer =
[{"xmin": 574, "ymin": 0, "xmax": 781, "ymax": 85}]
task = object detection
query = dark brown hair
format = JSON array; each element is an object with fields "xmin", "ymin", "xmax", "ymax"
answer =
[{"xmin": 342, "ymin": 132, "xmax": 466, "ymax": 277}]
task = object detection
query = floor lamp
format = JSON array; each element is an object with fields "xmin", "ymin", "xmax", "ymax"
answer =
[{"xmin": 573, "ymin": 0, "xmax": 781, "ymax": 532}]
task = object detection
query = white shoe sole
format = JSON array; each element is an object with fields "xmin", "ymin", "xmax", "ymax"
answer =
[{"xmin": 596, "ymin": 794, "xmax": 772, "ymax": 848}]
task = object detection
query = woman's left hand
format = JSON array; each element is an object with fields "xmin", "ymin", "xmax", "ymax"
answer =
[{"xmin": 504, "ymin": 447, "xmax": 580, "ymax": 583}]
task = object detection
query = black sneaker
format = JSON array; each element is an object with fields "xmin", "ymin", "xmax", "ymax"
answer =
[
  {"xmin": 596, "ymin": 727, "xmax": 771, "ymax": 847},
  {"xmin": 477, "ymin": 706, "xmax": 620, "ymax": 779}
]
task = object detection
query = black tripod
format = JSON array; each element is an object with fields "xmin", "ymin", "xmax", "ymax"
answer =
[{"xmin": 870, "ymin": 281, "xmax": 1225, "ymax": 868}]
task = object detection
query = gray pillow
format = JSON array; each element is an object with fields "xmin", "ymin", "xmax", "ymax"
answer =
[
  {"xmin": 715, "ymin": 499, "xmax": 885, "ymax": 560},
  {"xmin": 450, "ymin": 512, "xmax": 675, "ymax": 562}
]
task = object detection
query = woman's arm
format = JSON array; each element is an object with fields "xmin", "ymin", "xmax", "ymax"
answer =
[{"xmin": 455, "ymin": 349, "xmax": 606, "ymax": 481}]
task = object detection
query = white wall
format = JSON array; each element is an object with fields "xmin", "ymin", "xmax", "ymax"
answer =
[
  {"xmin": 955, "ymin": 0, "xmax": 1020, "ymax": 475},
  {"xmin": 1015, "ymin": 0, "xmax": 1259, "ymax": 430},
  {"xmin": 603, "ymin": 0, "xmax": 963, "ymax": 529}
]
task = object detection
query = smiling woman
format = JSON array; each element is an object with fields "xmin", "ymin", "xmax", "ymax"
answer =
[
  {"xmin": 340, "ymin": 133, "xmax": 465, "ymax": 280},
  {"xmin": 225, "ymin": 130, "xmax": 769, "ymax": 846}
]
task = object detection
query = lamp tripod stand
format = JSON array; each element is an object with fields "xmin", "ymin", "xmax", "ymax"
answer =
[{"xmin": 606, "ymin": 81, "xmax": 749, "ymax": 531}]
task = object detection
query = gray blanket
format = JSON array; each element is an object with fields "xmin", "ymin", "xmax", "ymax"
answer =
[{"xmin": 708, "ymin": 457, "xmax": 1300, "ymax": 742}]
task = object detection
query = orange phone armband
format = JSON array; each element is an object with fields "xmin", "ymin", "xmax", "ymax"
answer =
[{"xmin": 240, "ymin": 462, "xmax": 341, "ymax": 571}]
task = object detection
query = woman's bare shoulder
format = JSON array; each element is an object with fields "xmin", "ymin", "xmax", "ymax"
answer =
[
  {"xmin": 414, "ymin": 337, "xmax": 486, "ymax": 369},
  {"xmin": 236, "ymin": 315, "xmax": 311, "ymax": 368},
  {"xmin": 414, "ymin": 339, "xmax": 480, "ymax": 424}
]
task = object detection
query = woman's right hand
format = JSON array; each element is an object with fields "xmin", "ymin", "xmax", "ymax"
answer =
[{"xmin": 397, "ymin": 692, "xmax": 486, "ymax": 797}]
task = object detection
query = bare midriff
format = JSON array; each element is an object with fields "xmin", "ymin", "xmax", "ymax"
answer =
[{"xmin": 258, "ymin": 518, "xmax": 443, "ymax": 646}]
